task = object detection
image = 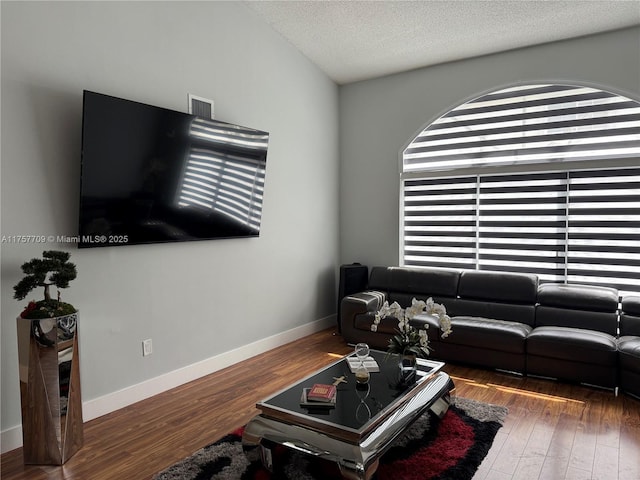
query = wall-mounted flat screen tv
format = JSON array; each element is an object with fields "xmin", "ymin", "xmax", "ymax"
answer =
[{"xmin": 78, "ymin": 91, "xmax": 269, "ymax": 248}]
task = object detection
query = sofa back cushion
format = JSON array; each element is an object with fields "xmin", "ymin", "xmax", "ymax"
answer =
[
  {"xmin": 452, "ymin": 270, "xmax": 539, "ymax": 326},
  {"xmin": 367, "ymin": 266, "xmax": 461, "ymax": 312},
  {"xmin": 535, "ymin": 283, "xmax": 619, "ymax": 335},
  {"xmin": 368, "ymin": 266, "xmax": 393, "ymax": 291},
  {"xmin": 621, "ymin": 296, "xmax": 640, "ymax": 336}
]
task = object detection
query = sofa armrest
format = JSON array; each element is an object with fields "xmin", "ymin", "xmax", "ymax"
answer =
[
  {"xmin": 340, "ymin": 290, "xmax": 386, "ymax": 335},
  {"xmin": 341, "ymin": 290, "xmax": 387, "ymax": 319}
]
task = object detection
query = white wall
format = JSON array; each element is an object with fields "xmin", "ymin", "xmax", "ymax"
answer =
[
  {"xmin": 339, "ymin": 27, "xmax": 640, "ymax": 267},
  {"xmin": 1, "ymin": 1, "xmax": 339, "ymax": 449}
]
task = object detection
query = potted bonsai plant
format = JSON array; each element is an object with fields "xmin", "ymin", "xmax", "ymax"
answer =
[{"xmin": 14, "ymin": 250, "xmax": 78, "ymax": 345}]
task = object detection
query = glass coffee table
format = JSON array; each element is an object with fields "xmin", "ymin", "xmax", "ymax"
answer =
[{"xmin": 242, "ymin": 349, "xmax": 455, "ymax": 479}]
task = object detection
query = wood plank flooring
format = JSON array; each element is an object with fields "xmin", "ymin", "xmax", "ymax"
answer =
[{"xmin": 2, "ymin": 328, "xmax": 639, "ymax": 480}]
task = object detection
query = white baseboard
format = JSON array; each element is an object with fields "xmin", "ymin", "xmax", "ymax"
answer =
[
  {"xmin": 1, "ymin": 316, "xmax": 336, "ymax": 454},
  {"xmin": 1, "ymin": 428, "xmax": 23, "ymax": 456}
]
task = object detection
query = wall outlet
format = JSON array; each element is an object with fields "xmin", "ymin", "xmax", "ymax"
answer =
[{"xmin": 142, "ymin": 339, "xmax": 153, "ymax": 357}]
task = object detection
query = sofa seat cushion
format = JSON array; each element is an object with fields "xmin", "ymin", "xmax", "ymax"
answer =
[
  {"xmin": 357, "ymin": 313, "xmax": 444, "ymax": 336},
  {"xmin": 527, "ymin": 326, "xmax": 617, "ymax": 365},
  {"xmin": 433, "ymin": 316, "xmax": 531, "ymax": 354},
  {"xmin": 354, "ymin": 313, "xmax": 395, "ymax": 334},
  {"xmin": 618, "ymin": 336, "xmax": 640, "ymax": 374}
]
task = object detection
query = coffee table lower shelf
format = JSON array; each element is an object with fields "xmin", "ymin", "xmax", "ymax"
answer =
[{"xmin": 242, "ymin": 370, "xmax": 454, "ymax": 480}]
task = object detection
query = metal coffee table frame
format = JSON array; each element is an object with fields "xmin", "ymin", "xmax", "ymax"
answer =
[{"xmin": 242, "ymin": 351, "xmax": 455, "ymax": 479}]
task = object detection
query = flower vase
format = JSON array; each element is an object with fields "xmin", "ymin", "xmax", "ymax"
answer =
[{"xmin": 398, "ymin": 351, "xmax": 418, "ymax": 386}]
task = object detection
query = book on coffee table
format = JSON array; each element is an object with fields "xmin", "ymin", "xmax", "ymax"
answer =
[
  {"xmin": 347, "ymin": 356, "xmax": 380, "ymax": 373},
  {"xmin": 300, "ymin": 386, "xmax": 336, "ymax": 408},
  {"xmin": 308, "ymin": 383, "xmax": 337, "ymax": 401}
]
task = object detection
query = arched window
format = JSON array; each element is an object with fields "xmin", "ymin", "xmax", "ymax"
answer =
[{"xmin": 401, "ymin": 84, "xmax": 640, "ymax": 294}]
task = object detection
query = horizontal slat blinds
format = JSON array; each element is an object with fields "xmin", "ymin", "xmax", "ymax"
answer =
[
  {"xmin": 478, "ymin": 172, "xmax": 567, "ymax": 280},
  {"xmin": 401, "ymin": 83, "xmax": 640, "ymax": 294},
  {"xmin": 403, "ymin": 176, "xmax": 477, "ymax": 269},
  {"xmin": 568, "ymin": 168, "xmax": 640, "ymax": 294},
  {"xmin": 403, "ymin": 84, "xmax": 640, "ymax": 173}
]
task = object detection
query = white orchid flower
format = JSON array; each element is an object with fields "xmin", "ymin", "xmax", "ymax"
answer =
[
  {"xmin": 373, "ymin": 296, "xmax": 453, "ymax": 357},
  {"xmin": 440, "ymin": 314, "xmax": 453, "ymax": 338},
  {"xmin": 418, "ymin": 329, "xmax": 429, "ymax": 347},
  {"xmin": 371, "ymin": 312, "xmax": 380, "ymax": 332},
  {"xmin": 406, "ymin": 297, "xmax": 426, "ymax": 319}
]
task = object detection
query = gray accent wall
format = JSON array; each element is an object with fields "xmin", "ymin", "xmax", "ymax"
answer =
[
  {"xmin": 1, "ymin": 2, "xmax": 339, "ymax": 435},
  {"xmin": 339, "ymin": 27, "xmax": 640, "ymax": 268}
]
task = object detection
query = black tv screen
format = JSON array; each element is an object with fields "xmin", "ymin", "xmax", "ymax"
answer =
[{"xmin": 78, "ymin": 91, "xmax": 268, "ymax": 248}]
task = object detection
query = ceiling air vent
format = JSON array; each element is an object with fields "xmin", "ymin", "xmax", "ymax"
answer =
[{"xmin": 188, "ymin": 94, "xmax": 214, "ymax": 119}]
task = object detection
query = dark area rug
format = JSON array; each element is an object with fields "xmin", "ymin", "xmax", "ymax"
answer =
[{"xmin": 153, "ymin": 397, "xmax": 507, "ymax": 480}]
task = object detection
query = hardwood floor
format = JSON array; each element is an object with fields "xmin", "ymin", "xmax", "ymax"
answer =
[{"xmin": 2, "ymin": 328, "xmax": 639, "ymax": 480}]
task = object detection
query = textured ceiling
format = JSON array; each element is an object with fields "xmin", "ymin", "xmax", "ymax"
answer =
[{"xmin": 244, "ymin": 0, "xmax": 640, "ymax": 84}]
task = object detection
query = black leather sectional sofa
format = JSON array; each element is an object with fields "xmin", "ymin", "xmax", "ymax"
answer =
[
  {"xmin": 619, "ymin": 296, "xmax": 640, "ymax": 397},
  {"xmin": 340, "ymin": 266, "xmax": 640, "ymax": 398}
]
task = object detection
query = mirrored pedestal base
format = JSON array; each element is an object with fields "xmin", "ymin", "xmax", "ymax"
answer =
[{"xmin": 17, "ymin": 314, "xmax": 84, "ymax": 464}]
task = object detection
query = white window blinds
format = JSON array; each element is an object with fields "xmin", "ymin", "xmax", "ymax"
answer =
[
  {"xmin": 401, "ymin": 84, "xmax": 640, "ymax": 295},
  {"xmin": 567, "ymin": 168, "xmax": 640, "ymax": 292},
  {"xmin": 403, "ymin": 84, "xmax": 640, "ymax": 173},
  {"xmin": 404, "ymin": 176, "xmax": 478, "ymax": 270},
  {"xmin": 478, "ymin": 172, "xmax": 567, "ymax": 280}
]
